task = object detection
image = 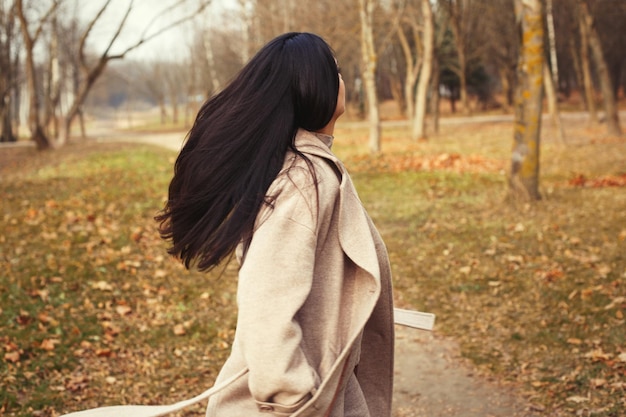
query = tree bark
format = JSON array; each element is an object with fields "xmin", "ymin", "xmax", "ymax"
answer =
[
  {"xmin": 359, "ymin": 0, "xmax": 381, "ymax": 153},
  {"xmin": 579, "ymin": 0, "xmax": 622, "ymax": 136},
  {"xmin": 577, "ymin": 6, "xmax": 598, "ymax": 124},
  {"xmin": 510, "ymin": 0, "xmax": 544, "ymax": 202},
  {"xmin": 0, "ymin": 1, "xmax": 17, "ymax": 142},
  {"xmin": 412, "ymin": 0, "xmax": 434, "ymax": 141},
  {"xmin": 430, "ymin": 55, "xmax": 441, "ymax": 134}
]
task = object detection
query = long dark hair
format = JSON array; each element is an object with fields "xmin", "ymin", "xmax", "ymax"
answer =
[{"xmin": 156, "ymin": 32, "xmax": 340, "ymax": 271}]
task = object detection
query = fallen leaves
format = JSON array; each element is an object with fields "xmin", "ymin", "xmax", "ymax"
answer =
[
  {"xmin": 345, "ymin": 151, "xmax": 506, "ymax": 174},
  {"xmin": 569, "ymin": 173, "xmax": 626, "ymax": 188},
  {"xmin": 40, "ymin": 338, "xmax": 61, "ymax": 351}
]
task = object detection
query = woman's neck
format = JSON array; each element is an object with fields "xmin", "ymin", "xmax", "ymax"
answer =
[{"xmin": 316, "ymin": 119, "xmax": 336, "ymax": 136}]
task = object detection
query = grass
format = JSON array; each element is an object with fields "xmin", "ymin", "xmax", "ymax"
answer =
[{"xmin": 1, "ymin": 117, "xmax": 625, "ymax": 416}]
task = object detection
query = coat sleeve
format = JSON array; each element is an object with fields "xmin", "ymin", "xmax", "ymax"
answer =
[{"xmin": 235, "ymin": 167, "xmax": 322, "ymax": 409}]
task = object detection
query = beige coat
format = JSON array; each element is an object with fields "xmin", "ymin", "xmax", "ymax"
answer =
[{"xmin": 206, "ymin": 129, "xmax": 394, "ymax": 417}]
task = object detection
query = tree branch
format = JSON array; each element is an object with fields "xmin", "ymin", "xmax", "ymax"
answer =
[
  {"xmin": 78, "ymin": 0, "xmax": 114, "ymax": 68},
  {"xmin": 114, "ymin": 0, "xmax": 212, "ymax": 59}
]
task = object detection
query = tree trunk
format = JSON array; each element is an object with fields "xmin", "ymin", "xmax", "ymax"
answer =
[
  {"xmin": 543, "ymin": 63, "xmax": 565, "ymax": 143},
  {"xmin": 397, "ymin": 22, "xmax": 419, "ymax": 121},
  {"xmin": 203, "ymin": 31, "xmax": 221, "ymax": 96},
  {"xmin": 45, "ymin": 17, "xmax": 63, "ymax": 142},
  {"xmin": 171, "ymin": 91, "xmax": 179, "ymax": 125},
  {"xmin": 65, "ymin": 60, "xmax": 108, "ymax": 141},
  {"xmin": 579, "ymin": 0, "xmax": 622, "ymax": 136},
  {"xmin": 412, "ymin": 0, "xmax": 434, "ymax": 141},
  {"xmin": 510, "ymin": 0, "xmax": 544, "ymax": 202},
  {"xmin": 578, "ymin": 7, "xmax": 598, "ymax": 124},
  {"xmin": 15, "ymin": 0, "xmax": 54, "ymax": 150},
  {"xmin": 449, "ymin": 0, "xmax": 470, "ymax": 115},
  {"xmin": 159, "ymin": 95, "xmax": 167, "ymax": 125},
  {"xmin": 499, "ymin": 67, "xmax": 512, "ymax": 113},
  {"xmin": 430, "ymin": 55, "xmax": 441, "ymax": 134},
  {"xmin": 568, "ymin": 35, "xmax": 587, "ymax": 113},
  {"xmin": 1, "ymin": 2, "xmax": 17, "ymax": 143},
  {"xmin": 545, "ymin": 0, "xmax": 559, "ymax": 87},
  {"xmin": 0, "ymin": 101, "xmax": 16, "ymax": 142},
  {"xmin": 359, "ymin": 0, "xmax": 381, "ymax": 153}
]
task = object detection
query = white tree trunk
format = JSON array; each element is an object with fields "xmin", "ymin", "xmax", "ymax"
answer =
[
  {"xmin": 359, "ymin": 0, "xmax": 381, "ymax": 153},
  {"xmin": 412, "ymin": 0, "xmax": 434, "ymax": 141},
  {"xmin": 546, "ymin": 0, "xmax": 559, "ymax": 86},
  {"xmin": 543, "ymin": 63, "xmax": 564, "ymax": 143}
]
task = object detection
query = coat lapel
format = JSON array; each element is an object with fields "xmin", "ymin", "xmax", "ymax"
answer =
[{"xmin": 295, "ymin": 131, "xmax": 381, "ymax": 285}]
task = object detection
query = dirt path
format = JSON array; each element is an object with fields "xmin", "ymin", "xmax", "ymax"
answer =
[{"xmin": 393, "ymin": 326, "xmax": 534, "ymax": 417}]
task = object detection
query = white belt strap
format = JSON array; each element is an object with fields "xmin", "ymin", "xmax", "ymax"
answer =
[
  {"xmin": 60, "ymin": 367, "xmax": 248, "ymax": 417},
  {"xmin": 59, "ymin": 309, "xmax": 434, "ymax": 417}
]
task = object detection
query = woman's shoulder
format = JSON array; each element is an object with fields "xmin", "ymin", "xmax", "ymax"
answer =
[{"xmin": 278, "ymin": 151, "xmax": 340, "ymax": 196}]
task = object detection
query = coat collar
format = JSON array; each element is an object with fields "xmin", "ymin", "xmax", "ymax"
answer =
[{"xmin": 294, "ymin": 129, "xmax": 381, "ymax": 286}]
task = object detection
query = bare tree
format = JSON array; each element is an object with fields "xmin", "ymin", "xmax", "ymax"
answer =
[
  {"xmin": 358, "ymin": 0, "xmax": 381, "ymax": 153},
  {"xmin": 63, "ymin": 0, "xmax": 211, "ymax": 141},
  {"xmin": 510, "ymin": 0, "xmax": 544, "ymax": 201},
  {"xmin": 576, "ymin": 8, "xmax": 598, "ymax": 124},
  {"xmin": 395, "ymin": 0, "xmax": 421, "ymax": 122},
  {"xmin": 578, "ymin": 0, "xmax": 621, "ymax": 136},
  {"xmin": 15, "ymin": 0, "xmax": 60, "ymax": 149}
]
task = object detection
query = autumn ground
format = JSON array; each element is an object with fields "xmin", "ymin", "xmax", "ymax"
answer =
[{"xmin": 1, "ymin": 114, "xmax": 625, "ymax": 417}]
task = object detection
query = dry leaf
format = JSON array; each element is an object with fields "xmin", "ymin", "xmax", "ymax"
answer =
[
  {"xmin": 173, "ymin": 324, "xmax": 186, "ymax": 336},
  {"xmin": 590, "ymin": 378, "xmax": 606, "ymax": 388},
  {"xmin": 92, "ymin": 281, "xmax": 113, "ymax": 291},
  {"xmin": 566, "ymin": 396, "xmax": 589, "ymax": 403},
  {"xmin": 115, "ymin": 305, "xmax": 133, "ymax": 316},
  {"xmin": 4, "ymin": 351, "xmax": 20, "ymax": 363},
  {"xmin": 583, "ymin": 348, "xmax": 612, "ymax": 361},
  {"xmin": 40, "ymin": 339, "xmax": 59, "ymax": 351}
]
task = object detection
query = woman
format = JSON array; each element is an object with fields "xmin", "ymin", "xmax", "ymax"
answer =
[{"xmin": 157, "ymin": 32, "xmax": 394, "ymax": 417}]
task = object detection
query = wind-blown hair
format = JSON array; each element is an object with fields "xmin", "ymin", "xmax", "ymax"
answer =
[{"xmin": 156, "ymin": 32, "xmax": 340, "ymax": 271}]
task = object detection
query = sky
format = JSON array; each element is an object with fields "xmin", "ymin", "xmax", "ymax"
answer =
[{"xmin": 76, "ymin": 0, "xmax": 238, "ymax": 60}]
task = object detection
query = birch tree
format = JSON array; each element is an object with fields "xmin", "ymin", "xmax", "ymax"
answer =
[
  {"xmin": 358, "ymin": 0, "xmax": 381, "ymax": 153},
  {"xmin": 412, "ymin": 0, "xmax": 434, "ymax": 141},
  {"xmin": 510, "ymin": 0, "xmax": 544, "ymax": 201}
]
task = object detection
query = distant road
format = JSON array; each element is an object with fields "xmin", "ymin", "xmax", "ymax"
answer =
[{"xmin": 2, "ymin": 110, "xmax": 621, "ymax": 151}]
